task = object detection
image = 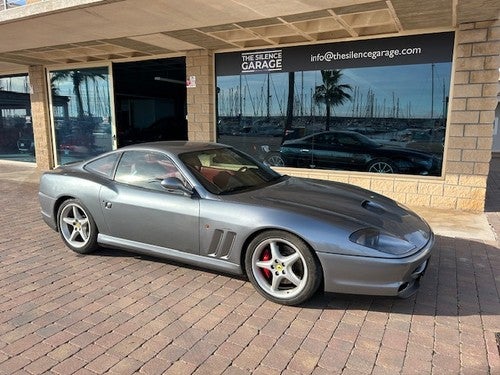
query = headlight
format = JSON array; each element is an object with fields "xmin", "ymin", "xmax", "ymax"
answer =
[
  {"xmin": 349, "ymin": 228, "xmax": 415, "ymax": 255},
  {"xmin": 410, "ymin": 156, "xmax": 433, "ymax": 169}
]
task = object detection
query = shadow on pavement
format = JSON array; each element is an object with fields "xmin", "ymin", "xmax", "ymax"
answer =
[{"xmin": 88, "ymin": 234, "xmax": 499, "ymax": 317}]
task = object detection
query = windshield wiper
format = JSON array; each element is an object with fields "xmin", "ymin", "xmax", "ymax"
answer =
[{"xmin": 221, "ymin": 185, "xmax": 254, "ymax": 194}]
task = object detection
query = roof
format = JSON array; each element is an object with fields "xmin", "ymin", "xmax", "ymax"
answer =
[
  {"xmin": 0, "ymin": 0, "xmax": 497, "ymax": 73},
  {"xmin": 119, "ymin": 141, "xmax": 228, "ymax": 155}
]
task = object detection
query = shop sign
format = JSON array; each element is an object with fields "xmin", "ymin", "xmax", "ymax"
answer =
[{"xmin": 216, "ymin": 32, "xmax": 454, "ymax": 76}]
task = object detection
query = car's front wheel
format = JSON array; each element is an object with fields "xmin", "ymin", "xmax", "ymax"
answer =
[
  {"xmin": 57, "ymin": 199, "xmax": 99, "ymax": 254},
  {"xmin": 245, "ymin": 230, "xmax": 322, "ymax": 305}
]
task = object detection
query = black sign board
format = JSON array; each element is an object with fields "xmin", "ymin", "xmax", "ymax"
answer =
[{"xmin": 216, "ymin": 32, "xmax": 454, "ymax": 76}]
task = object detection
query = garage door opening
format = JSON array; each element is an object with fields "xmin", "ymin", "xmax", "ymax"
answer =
[{"xmin": 113, "ymin": 57, "xmax": 187, "ymax": 147}]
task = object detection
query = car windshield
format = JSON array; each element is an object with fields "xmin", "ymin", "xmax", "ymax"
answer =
[{"xmin": 180, "ymin": 147, "xmax": 283, "ymax": 194}]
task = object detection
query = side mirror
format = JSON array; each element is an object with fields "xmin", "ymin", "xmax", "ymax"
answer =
[{"xmin": 160, "ymin": 177, "xmax": 193, "ymax": 195}]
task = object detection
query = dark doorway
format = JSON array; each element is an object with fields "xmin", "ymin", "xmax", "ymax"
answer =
[{"xmin": 113, "ymin": 58, "xmax": 187, "ymax": 147}]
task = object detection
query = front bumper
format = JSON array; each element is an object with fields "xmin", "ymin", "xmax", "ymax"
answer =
[
  {"xmin": 39, "ymin": 191, "xmax": 58, "ymax": 231},
  {"xmin": 317, "ymin": 233, "xmax": 434, "ymax": 297}
]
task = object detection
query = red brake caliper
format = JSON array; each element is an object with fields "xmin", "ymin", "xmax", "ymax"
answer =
[{"xmin": 261, "ymin": 248, "xmax": 272, "ymax": 279}]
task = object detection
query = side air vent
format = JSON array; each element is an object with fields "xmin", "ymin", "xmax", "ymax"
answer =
[{"xmin": 208, "ymin": 230, "xmax": 236, "ymax": 259}]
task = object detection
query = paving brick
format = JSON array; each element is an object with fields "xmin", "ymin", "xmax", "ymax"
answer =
[
  {"xmin": 381, "ymin": 328, "xmax": 410, "ymax": 350},
  {"xmin": 232, "ymin": 344, "xmax": 268, "ymax": 371},
  {"xmin": 285, "ymin": 318, "xmax": 314, "ymax": 338},
  {"xmin": 1, "ymin": 156, "xmax": 500, "ymax": 375},
  {"xmin": 432, "ymin": 353, "xmax": 461, "ymax": 373},
  {"xmin": 301, "ymin": 337, "xmax": 327, "ymax": 356},
  {"xmin": 180, "ymin": 340, "xmax": 217, "ymax": 367},
  {"xmin": 138, "ymin": 357, "xmax": 172, "ymax": 375},
  {"xmin": 158, "ymin": 343, "xmax": 188, "ymax": 362},
  {"xmin": 345, "ymin": 343, "xmax": 377, "ymax": 373},
  {"xmin": 261, "ymin": 343, "xmax": 295, "ymax": 371},
  {"xmin": 24, "ymin": 355, "xmax": 58, "ymax": 374},
  {"xmin": 108, "ymin": 357, "xmax": 143, "ymax": 375},
  {"xmin": 192, "ymin": 354, "xmax": 231, "ymax": 374},
  {"xmin": 21, "ymin": 341, "xmax": 53, "ymax": 361},
  {"xmin": 51, "ymin": 356, "xmax": 87, "ymax": 374},
  {"xmin": 402, "ymin": 353, "xmax": 432, "ymax": 374},
  {"xmin": 172, "ymin": 326, "xmax": 207, "ymax": 350},
  {"xmin": 84, "ymin": 353, "xmax": 121, "ymax": 373},
  {"xmin": 47, "ymin": 342, "xmax": 80, "ymax": 362},
  {"xmin": 375, "ymin": 347, "xmax": 405, "ymax": 370},
  {"xmin": 0, "ymin": 355, "xmax": 31, "ymax": 373},
  {"xmin": 75, "ymin": 343, "xmax": 107, "ymax": 362},
  {"xmin": 333, "ymin": 322, "xmax": 361, "ymax": 343},
  {"xmin": 227, "ymin": 324, "xmax": 258, "ymax": 347},
  {"xmin": 214, "ymin": 341, "xmax": 244, "ymax": 361},
  {"xmin": 286, "ymin": 348, "xmax": 320, "ymax": 373},
  {"xmin": 1, "ymin": 333, "xmax": 43, "ymax": 356}
]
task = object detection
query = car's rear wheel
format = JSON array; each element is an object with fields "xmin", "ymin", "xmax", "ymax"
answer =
[
  {"xmin": 368, "ymin": 159, "xmax": 396, "ymax": 173},
  {"xmin": 265, "ymin": 152, "xmax": 285, "ymax": 167},
  {"xmin": 245, "ymin": 230, "xmax": 322, "ymax": 305},
  {"xmin": 57, "ymin": 199, "xmax": 98, "ymax": 254}
]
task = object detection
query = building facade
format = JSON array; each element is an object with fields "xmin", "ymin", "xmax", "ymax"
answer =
[{"xmin": 0, "ymin": 0, "xmax": 498, "ymax": 211}]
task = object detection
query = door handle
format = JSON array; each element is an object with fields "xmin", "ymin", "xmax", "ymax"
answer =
[
  {"xmin": 300, "ymin": 149, "xmax": 310, "ymax": 152},
  {"xmin": 104, "ymin": 201, "xmax": 112, "ymax": 209}
]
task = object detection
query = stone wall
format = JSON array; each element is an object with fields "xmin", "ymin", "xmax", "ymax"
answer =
[
  {"xmin": 186, "ymin": 50, "xmax": 215, "ymax": 142},
  {"xmin": 28, "ymin": 65, "xmax": 53, "ymax": 170}
]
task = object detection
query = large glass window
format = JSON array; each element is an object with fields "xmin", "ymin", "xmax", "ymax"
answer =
[
  {"xmin": 50, "ymin": 66, "xmax": 114, "ymax": 165},
  {"xmin": 0, "ymin": 74, "xmax": 35, "ymax": 163},
  {"xmin": 216, "ymin": 32, "xmax": 454, "ymax": 177}
]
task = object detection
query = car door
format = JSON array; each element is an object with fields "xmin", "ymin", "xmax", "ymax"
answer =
[
  {"xmin": 309, "ymin": 132, "xmax": 341, "ymax": 168},
  {"xmin": 282, "ymin": 136, "xmax": 315, "ymax": 167},
  {"xmin": 334, "ymin": 133, "xmax": 372, "ymax": 170},
  {"xmin": 99, "ymin": 150, "xmax": 200, "ymax": 254}
]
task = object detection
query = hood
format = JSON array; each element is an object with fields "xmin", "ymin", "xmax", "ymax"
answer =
[
  {"xmin": 376, "ymin": 144, "xmax": 435, "ymax": 159},
  {"xmin": 244, "ymin": 177, "xmax": 431, "ymax": 245}
]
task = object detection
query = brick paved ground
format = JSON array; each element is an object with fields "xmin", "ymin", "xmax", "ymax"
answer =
[{"xmin": 0, "ymin": 161, "xmax": 499, "ymax": 374}]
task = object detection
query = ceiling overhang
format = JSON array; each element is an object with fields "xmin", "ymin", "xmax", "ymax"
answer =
[{"xmin": 0, "ymin": 0, "xmax": 498, "ymax": 73}]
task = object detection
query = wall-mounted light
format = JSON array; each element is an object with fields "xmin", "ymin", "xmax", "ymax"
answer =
[{"xmin": 154, "ymin": 76, "xmax": 185, "ymax": 85}]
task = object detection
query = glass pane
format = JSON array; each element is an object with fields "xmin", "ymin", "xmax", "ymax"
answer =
[
  {"xmin": 84, "ymin": 153, "xmax": 119, "ymax": 179},
  {"xmin": 50, "ymin": 67, "xmax": 113, "ymax": 165},
  {"xmin": 216, "ymin": 33, "xmax": 454, "ymax": 177},
  {"xmin": 0, "ymin": 74, "xmax": 35, "ymax": 163},
  {"xmin": 115, "ymin": 151, "xmax": 183, "ymax": 191}
]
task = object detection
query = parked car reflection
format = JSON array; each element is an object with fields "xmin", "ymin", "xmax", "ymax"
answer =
[{"xmin": 270, "ymin": 130, "xmax": 441, "ymax": 176}]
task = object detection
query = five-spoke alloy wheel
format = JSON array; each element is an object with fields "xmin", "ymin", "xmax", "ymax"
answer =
[
  {"xmin": 245, "ymin": 230, "xmax": 322, "ymax": 305},
  {"xmin": 57, "ymin": 199, "xmax": 98, "ymax": 254}
]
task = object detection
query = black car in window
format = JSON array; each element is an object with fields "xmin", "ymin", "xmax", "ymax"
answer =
[{"xmin": 276, "ymin": 130, "xmax": 441, "ymax": 176}]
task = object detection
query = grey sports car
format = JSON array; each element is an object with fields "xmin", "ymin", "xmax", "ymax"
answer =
[{"xmin": 39, "ymin": 141, "xmax": 434, "ymax": 305}]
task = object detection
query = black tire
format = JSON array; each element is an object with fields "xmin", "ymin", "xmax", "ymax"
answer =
[
  {"xmin": 245, "ymin": 230, "xmax": 322, "ymax": 305},
  {"xmin": 57, "ymin": 199, "xmax": 99, "ymax": 254},
  {"xmin": 367, "ymin": 158, "xmax": 396, "ymax": 173}
]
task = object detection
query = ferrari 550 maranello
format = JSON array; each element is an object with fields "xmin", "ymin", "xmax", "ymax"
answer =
[{"xmin": 39, "ymin": 141, "xmax": 434, "ymax": 305}]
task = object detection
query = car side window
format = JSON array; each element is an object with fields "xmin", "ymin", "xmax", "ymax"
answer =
[
  {"xmin": 314, "ymin": 133, "xmax": 335, "ymax": 146},
  {"xmin": 84, "ymin": 153, "xmax": 119, "ymax": 179},
  {"xmin": 115, "ymin": 151, "xmax": 185, "ymax": 191},
  {"xmin": 337, "ymin": 134, "xmax": 359, "ymax": 146},
  {"xmin": 313, "ymin": 134, "xmax": 327, "ymax": 146}
]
